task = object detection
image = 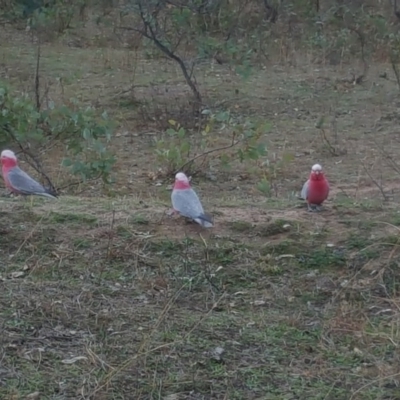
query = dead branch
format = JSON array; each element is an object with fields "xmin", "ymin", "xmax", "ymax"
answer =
[
  {"xmin": 262, "ymin": 0, "xmax": 278, "ymax": 23},
  {"xmin": 56, "ymin": 174, "xmax": 104, "ymax": 193},
  {"xmin": 35, "ymin": 42, "xmax": 41, "ymax": 111},
  {"xmin": 372, "ymin": 137, "xmax": 400, "ymax": 175},
  {"xmin": 348, "ymin": 27, "xmax": 368, "ymax": 84},
  {"xmin": 317, "ymin": 125, "xmax": 339, "ymax": 156},
  {"xmin": 175, "ymin": 132, "xmax": 242, "ymax": 174},
  {"xmin": 393, "ymin": 0, "xmax": 400, "ymax": 20},
  {"xmin": 390, "ymin": 54, "xmax": 400, "ymax": 90},
  {"xmin": 359, "ymin": 158, "xmax": 389, "ymax": 201},
  {"xmin": 117, "ymin": 1, "xmax": 202, "ymax": 105}
]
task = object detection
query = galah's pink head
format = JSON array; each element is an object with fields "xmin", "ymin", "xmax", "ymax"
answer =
[
  {"xmin": 1, "ymin": 150, "xmax": 18, "ymax": 168},
  {"xmin": 309, "ymin": 163, "xmax": 325, "ymax": 181},
  {"xmin": 174, "ymin": 172, "xmax": 191, "ymax": 190}
]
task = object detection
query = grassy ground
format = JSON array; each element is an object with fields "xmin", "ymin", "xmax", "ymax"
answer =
[{"xmin": 1, "ymin": 20, "xmax": 400, "ymax": 400}]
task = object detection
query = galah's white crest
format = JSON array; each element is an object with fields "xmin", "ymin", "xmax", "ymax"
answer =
[
  {"xmin": 1, "ymin": 150, "xmax": 57, "ymax": 199},
  {"xmin": 171, "ymin": 172, "xmax": 213, "ymax": 228},
  {"xmin": 301, "ymin": 163, "xmax": 329, "ymax": 212}
]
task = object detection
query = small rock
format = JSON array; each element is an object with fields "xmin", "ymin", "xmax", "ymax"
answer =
[{"xmin": 210, "ymin": 346, "xmax": 225, "ymax": 362}]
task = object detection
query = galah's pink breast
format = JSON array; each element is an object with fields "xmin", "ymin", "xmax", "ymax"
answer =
[{"xmin": 307, "ymin": 179, "xmax": 329, "ymax": 205}]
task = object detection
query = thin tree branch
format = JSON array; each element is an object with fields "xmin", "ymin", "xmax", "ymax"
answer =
[
  {"xmin": 35, "ymin": 42, "xmax": 41, "ymax": 111},
  {"xmin": 175, "ymin": 133, "xmax": 239, "ymax": 174},
  {"xmin": 359, "ymin": 158, "xmax": 389, "ymax": 201},
  {"xmin": 371, "ymin": 137, "xmax": 400, "ymax": 175},
  {"xmin": 318, "ymin": 126, "xmax": 339, "ymax": 156},
  {"xmin": 56, "ymin": 174, "xmax": 103, "ymax": 193},
  {"xmin": 118, "ymin": 3, "xmax": 202, "ymax": 104}
]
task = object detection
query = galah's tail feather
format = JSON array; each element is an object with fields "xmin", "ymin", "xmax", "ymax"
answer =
[{"xmin": 194, "ymin": 213, "xmax": 213, "ymax": 227}]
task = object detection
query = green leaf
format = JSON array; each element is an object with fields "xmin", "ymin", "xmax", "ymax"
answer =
[
  {"xmin": 177, "ymin": 127, "xmax": 186, "ymax": 138},
  {"xmin": 82, "ymin": 128, "xmax": 91, "ymax": 140},
  {"xmin": 316, "ymin": 116, "xmax": 325, "ymax": 129},
  {"xmin": 62, "ymin": 158, "xmax": 72, "ymax": 167},
  {"xmin": 180, "ymin": 140, "xmax": 190, "ymax": 155},
  {"xmin": 166, "ymin": 128, "xmax": 177, "ymax": 136},
  {"xmin": 256, "ymin": 143, "xmax": 267, "ymax": 156},
  {"xmin": 257, "ymin": 178, "xmax": 271, "ymax": 196},
  {"xmin": 237, "ymin": 149, "xmax": 244, "ymax": 162},
  {"xmin": 220, "ymin": 153, "xmax": 231, "ymax": 169},
  {"xmin": 215, "ymin": 111, "xmax": 229, "ymax": 123}
]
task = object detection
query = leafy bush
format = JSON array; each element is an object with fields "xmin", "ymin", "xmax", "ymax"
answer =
[
  {"xmin": 154, "ymin": 110, "xmax": 269, "ymax": 175},
  {"xmin": 0, "ymin": 83, "xmax": 115, "ymax": 188}
]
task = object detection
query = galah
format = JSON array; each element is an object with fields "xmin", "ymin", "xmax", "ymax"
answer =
[
  {"xmin": 1, "ymin": 149, "xmax": 57, "ymax": 199},
  {"xmin": 301, "ymin": 163, "xmax": 329, "ymax": 212},
  {"xmin": 171, "ymin": 172, "xmax": 213, "ymax": 228}
]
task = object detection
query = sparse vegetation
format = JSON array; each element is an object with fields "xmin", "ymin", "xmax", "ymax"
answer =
[
  {"xmin": 155, "ymin": 112, "xmax": 268, "ymax": 175},
  {"xmin": 1, "ymin": 1, "xmax": 400, "ymax": 399}
]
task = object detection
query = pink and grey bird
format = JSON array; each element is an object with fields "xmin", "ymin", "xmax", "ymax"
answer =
[
  {"xmin": 301, "ymin": 163, "xmax": 329, "ymax": 212},
  {"xmin": 1, "ymin": 150, "xmax": 57, "ymax": 199},
  {"xmin": 171, "ymin": 172, "xmax": 213, "ymax": 228}
]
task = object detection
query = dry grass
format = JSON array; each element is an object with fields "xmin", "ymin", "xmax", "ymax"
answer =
[{"xmin": 1, "ymin": 19, "xmax": 400, "ymax": 399}]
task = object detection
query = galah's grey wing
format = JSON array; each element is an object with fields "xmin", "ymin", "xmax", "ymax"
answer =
[
  {"xmin": 8, "ymin": 167, "xmax": 50, "ymax": 196},
  {"xmin": 171, "ymin": 188, "xmax": 205, "ymax": 219},
  {"xmin": 300, "ymin": 179, "xmax": 309, "ymax": 200}
]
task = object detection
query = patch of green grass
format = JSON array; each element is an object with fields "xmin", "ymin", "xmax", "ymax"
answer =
[
  {"xmin": 45, "ymin": 211, "xmax": 98, "ymax": 225},
  {"xmin": 346, "ymin": 232, "xmax": 372, "ymax": 249},
  {"xmin": 360, "ymin": 248, "xmax": 381, "ymax": 260},
  {"xmin": 386, "ymin": 212, "xmax": 400, "ymax": 226},
  {"xmin": 118, "ymin": 98, "xmax": 143, "ymax": 109},
  {"xmin": 300, "ymin": 247, "xmax": 346, "ymax": 269},
  {"xmin": 381, "ymin": 265, "xmax": 400, "ymax": 296},
  {"xmin": 208, "ymin": 246, "xmax": 235, "ymax": 265},
  {"xmin": 261, "ymin": 239, "xmax": 304, "ymax": 256},
  {"xmin": 129, "ymin": 214, "xmax": 150, "ymax": 225},
  {"xmin": 73, "ymin": 237, "xmax": 92, "ymax": 249},
  {"xmin": 146, "ymin": 238, "xmax": 188, "ymax": 257},
  {"xmin": 334, "ymin": 195, "xmax": 384, "ymax": 212},
  {"xmin": 116, "ymin": 224, "xmax": 133, "ymax": 238},
  {"xmin": 256, "ymin": 219, "xmax": 291, "ymax": 237},
  {"xmin": 381, "ymin": 234, "xmax": 400, "ymax": 246},
  {"xmin": 263, "ymin": 264, "xmax": 284, "ymax": 275},
  {"xmin": 229, "ymin": 220, "xmax": 253, "ymax": 232},
  {"xmin": 338, "ymin": 218, "xmax": 377, "ymax": 232}
]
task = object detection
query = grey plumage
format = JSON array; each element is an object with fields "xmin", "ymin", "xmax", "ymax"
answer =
[
  {"xmin": 301, "ymin": 179, "xmax": 309, "ymax": 200},
  {"xmin": 172, "ymin": 187, "xmax": 213, "ymax": 228},
  {"xmin": 8, "ymin": 167, "xmax": 57, "ymax": 199},
  {"xmin": 301, "ymin": 179, "xmax": 320, "ymax": 211}
]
